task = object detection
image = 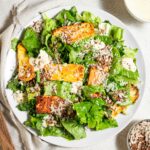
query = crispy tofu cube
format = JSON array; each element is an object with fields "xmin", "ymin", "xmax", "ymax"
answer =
[
  {"xmin": 111, "ymin": 105, "xmax": 127, "ymax": 118},
  {"xmin": 130, "ymin": 85, "xmax": 139, "ymax": 103},
  {"xmin": 88, "ymin": 66, "xmax": 107, "ymax": 85},
  {"xmin": 52, "ymin": 23, "xmax": 95, "ymax": 44},
  {"xmin": 44, "ymin": 64, "xmax": 85, "ymax": 82},
  {"xmin": 17, "ymin": 44, "xmax": 35, "ymax": 81},
  {"xmin": 36, "ymin": 96, "xmax": 65, "ymax": 114}
]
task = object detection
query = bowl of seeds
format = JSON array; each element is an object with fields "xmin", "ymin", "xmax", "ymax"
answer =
[{"xmin": 127, "ymin": 120, "xmax": 150, "ymax": 150}]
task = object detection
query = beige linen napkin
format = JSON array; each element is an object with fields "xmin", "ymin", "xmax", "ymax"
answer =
[{"xmin": 0, "ymin": 0, "xmax": 89, "ymax": 150}]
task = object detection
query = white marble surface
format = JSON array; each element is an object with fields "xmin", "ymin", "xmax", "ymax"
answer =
[{"xmin": 0, "ymin": 0, "xmax": 150, "ymax": 150}]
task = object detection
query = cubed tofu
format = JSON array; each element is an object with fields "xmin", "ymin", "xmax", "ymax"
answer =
[
  {"xmin": 130, "ymin": 85, "xmax": 139, "ymax": 103},
  {"xmin": 44, "ymin": 64, "xmax": 84, "ymax": 82},
  {"xmin": 88, "ymin": 66, "xmax": 107, "ymax": 85},
  {"xmin": 36, "ymin": 96, "xmax": 65, "ymax": 114},
  {"xmin": 52, "ymin": 23, "xmax": 95, "ymax": 44},
  {"xmin": 111, "ymin": 105, "xmax": 127, "ymax": 118},
  {"xmin": 17, "ymin": 44, "xmax": 35, "ymax": 81}
]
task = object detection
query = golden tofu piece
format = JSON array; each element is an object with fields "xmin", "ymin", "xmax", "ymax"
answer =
[
  {"xmin": 88, "ymin": 66, "xmax": 108, "ymax": 85},
  {"xmin": 44, "ymin": 64, "xmax": 84, "ymax": 82},
  {"xmin": 36, "ymin": 96, "xmax": 65, "ymax": 114},
  {"xmin": 111, "ymin": 105, "xmax": 127, "ymax": 118},
  {"xmin": 130, "ymin": 85, "xmax": 139, "ymax": 103},
  {"xmin": 17, "ymin": 43, "xmax": 35, "ymax": 81},
  {"xmin": 53, "ymin": 23, "xmax": 95, "ymax": 44}
]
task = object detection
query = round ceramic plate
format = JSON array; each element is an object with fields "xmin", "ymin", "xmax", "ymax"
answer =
[{"xmin": 4, "ymin": 5, "xmax": 145, "ymax": 147}]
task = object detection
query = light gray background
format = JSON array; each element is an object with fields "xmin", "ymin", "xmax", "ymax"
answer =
[{"xmin": 0, "ymin": 0, "xmax": 150, "ymax": 150}]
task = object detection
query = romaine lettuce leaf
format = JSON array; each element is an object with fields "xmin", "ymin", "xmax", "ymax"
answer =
[
  {"xmin": 25, "ymin": 115, "xmax": 73, "ymax": 140},
  {"xmin": 44, "ymin": 81, "xmax": 77, "ymax": 101},
  {"xmin": 98, "ymin": 22, "xmax": 123, "ymax": 41},
  {"xmin": 73, "ymin": 101, "xmax": 91, "ymax": 124},
  {"xmin": 7, "ymin": 76, "xmax": 25, "ymax": 92},
  {"xmin": 82, "ymin": 85, "xmax": 105, "ymax": 98},
  {"xmin": 73, "ymin": 98, "xmax": 117, "ymax": 130},
  {"xmin": 110, "ymin": 47, "xmax": 139, "ymax": 84},
  {"xmin": 81, "ymin": 11, "xmax": 101, "ymax": 27},
  {"xmin": 40, "ymin": 126, "xmax": 73, "ymax": 140},
  {"xmin": 17, "ymin": 99, "xmax": 36, "ymax": 112},
  {"xmin": 109, "ymin": 25, "xmax": 123, "ymax": 41},
  {"xmin": 11, "ymin": 38, "xmax": 19, "ymax": 51},
  {"xmin": 123, "ymin": 47, "xmax": 138, "ymax": 58},
  {"xmin": 54, "ymin": 7, "xmax": 101, "ymax": 28},
  {"xmin": 41, "ymin": 15, "xmax": 57, "ymax": 44},
  {"xmin": 26, "ymin": 87, "xmax": 40, "ymax": 101},
  {"xmin": 61, "ymin": 120, "xmax": 86, "ymax": 139},
  {"xmin": 22, "ymin": 27, "xmax": 41, "ymax": 57},
  {"xmin": 96, "ymin": 119, "xmax": 118, "ymax": 130},
  {"xmin": 94, "ymin": 35, "xmax": 113, "ymax": 45},
  {"xmin": 54, "ymin": 7, "xmax": 79, "ymax": 26}
]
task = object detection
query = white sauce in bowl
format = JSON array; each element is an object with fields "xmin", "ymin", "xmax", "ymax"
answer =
[{"xmin": 125, "ymin": 0, "xmax": 150, "ymax": 22}]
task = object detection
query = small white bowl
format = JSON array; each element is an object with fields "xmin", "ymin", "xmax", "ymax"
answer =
[
  {"xmin": 124, "ymin": 0, "xmax": 150, "ymax": 23},
  {"xmin": 127, "ymin": 119, "xmax": 150, "ymax": 150}
]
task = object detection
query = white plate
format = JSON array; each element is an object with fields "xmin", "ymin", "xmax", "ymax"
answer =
[{"xmin": 4, "ymin": 5, "xmax": 145, "ymax": 147}]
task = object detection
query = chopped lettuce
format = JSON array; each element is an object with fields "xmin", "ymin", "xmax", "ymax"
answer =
[
  {"xmin": 81, "ymin": 11, "xmax": 101, "ymax": 27},
  {"xmin": 99, "ymin": 22, "xmax": 123, "ymax": 41},
  {"xmin": 25, "ymin": 115, "xmax": 73, "ymax": 140},
  {"xmin": 41, "ymin": 15, "xmax": 57, "ymax": 44},
  {"xmin": 36, "ymin": 71, "xmax": 40, "ymax": 83},
  {"xmin": 7, "ymin": 76, "xmax": 25, "ymax": 92},
  {"xmin": 17, "ymin": 99, "xmax": 36, "ymax": 112},
  {"xmin": 61, "ymin": 119, "xmax": 86, "ymax": 139},
  {"xmin": 11, "ymin": 38, "xmax": 19, "ymax": 51},
  {"xmin": 44, "ymin": 81, "xmax": 77, "ymax": 101},
  {"xmin": 94, "ymin": 35, "xmax": 113, "ymax": 45},
  {"xmin": 123, "ymin": 47, "xmax": 138, "ymax": 58},
  {"xmin": 26, "ymin": 87, "xmax": 40, "ymax": 101},
  {"xmin": 22, "ymin": 27, "xmax": 41, "ymax": 57},
  {"xmin": 109, "ymin": 26, "xmax": 123, "ymax": 41},
  {"xmin": 73, "ymin": 98, "xmax": 118, "ymax": 130},
  {"xmin": 82, "ymin": 85, "xmax": 105, "ymax": 98},
  {"xmin": 40, "ymin": 126, "xmax": 73, "ymax": 140},
  {"xmin": 53, "ymin": 7, "xmax": 101, "ymax": 28},
  {"xmin": 96, "ymin": 119, "xmax": 118, "ymax": 130},
  {"xmin": 110, "ymin": 47, "xmax": 139, "ymax": 84},
  {"xmin": 54, "ymin": 7, "xmax": 79, "ymax": 26}
]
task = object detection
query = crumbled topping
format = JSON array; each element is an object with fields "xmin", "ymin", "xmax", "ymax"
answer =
[
  {"xmin": 29, "ymin": 50, "xmax": 52, "ymax": 71},
  {"xmin": 49, "ymin": 99, "xmax": 71, "ymax": 117},
  {"xmin": 42, "ymin": 115, "xmax": 57, "ymax": 127},
  {"xmin": 128, "ymin": 121, "xmax": 150, "ymax": 150},
  {"xmin": 122, "ymin": 57, "xmax": 136, "ymax": 72},
  {"xmin": 98, "ymin": 23, "xmax": 111, "ymax": 35},
  {"xmin": 86, "ymin": 39, "xmax": 113, "ymax": 75},
  {"xmin": 32, "ymin": 20, "xmax": 43, "ymax": 33},
  {"xmin": 29, "ymin": 84, "xmax": 40, "ymax": 95},
  {"xmin": 13, "ymin": 90, "xmax": 25, "ymax": 103},
  {"xmin": 71, "ymin": 81, "xmax": 83, "ymax": 94}
]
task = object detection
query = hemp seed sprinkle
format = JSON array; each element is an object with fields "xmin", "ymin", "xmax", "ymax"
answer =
[{"xmin": 128, "ymin": 120, "xmax": 150, "ymax": 150}]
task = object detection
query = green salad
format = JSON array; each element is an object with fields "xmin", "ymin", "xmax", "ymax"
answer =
[{"xmin": 8, "ymin": 7, "xmax": 139, "ymax": 140}]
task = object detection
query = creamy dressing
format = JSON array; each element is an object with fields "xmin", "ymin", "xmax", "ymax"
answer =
[
  {"xmin": 29, "ymin": 50, "xmax": 52, "ymax": 71},
  {"xmin": 90, "ymin": 39, "xmax": 106, "ymax": 50},
  {"xmin": 99, "ymin": 23, "xmax": 111, "ymax": 35},
  {"xmin": 122, "ymin": 57, "xmax": 136, "ymax": 72},
  {"xmin": 125, "ymin": 0, "xmax": 150, "ymax": 21},
  {"xmin": 13, "ymin": 90, "xmax": 25, "ymax": 103},
  {"xmin": 71, "ymin": 81, "xmax": 82, "ymax": 94}
]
